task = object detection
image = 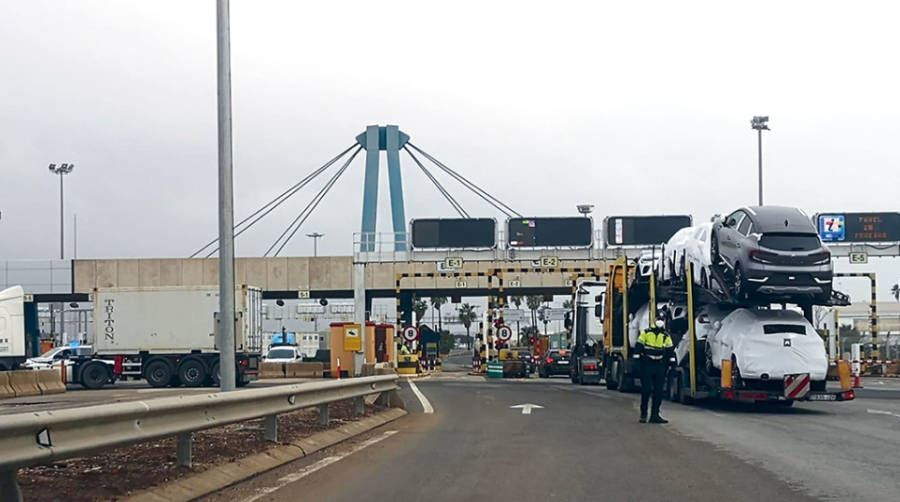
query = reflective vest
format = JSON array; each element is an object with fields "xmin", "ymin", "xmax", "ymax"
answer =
[
  {"xmin": 637, "ymin": 329, "xmax": 673, "ymax": 360},
  {"xmin": 400, "ymin": 345, "xmax": 411, "ymax": 355}
]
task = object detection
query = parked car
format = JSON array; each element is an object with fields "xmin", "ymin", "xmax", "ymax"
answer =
[
  {"xmin": 664, "ymin": 222, "xmax": 715, "ymax": 289},
  {"xmin": 263, "ymin": 345, "xmax": 303, "ymax": 364},
  {"xmin": 703, "ymin": 308, "xmax": 828, "ymax": 390},
  {"xmin": 711, "ymin": 206, "xmax": 833, "ymax": 302},
  {"xmin": 538, "ymin": 349, "xmax": 570, "ymax": 378},
  {"xmin": 23, "ymin": 345, "xmax": 95, "ymax": 370}
]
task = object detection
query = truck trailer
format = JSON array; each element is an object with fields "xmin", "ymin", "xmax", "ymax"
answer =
[
  {"xmin": 92, "ymin": 285, "xmax": 263, "ymax": 388},
  {"xmin": 0, "ymin": 286, "xmax": 27, "ymax": 371}
]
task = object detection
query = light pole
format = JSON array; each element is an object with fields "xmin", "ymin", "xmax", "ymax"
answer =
[
  {"xmin": 751, "ymin": 116, "xmax": 769, "ymax": 206},
  {"xmin": 306, "ymin": 232, "xmax": 324, "ymax": 257},
  {"xmin": 577, "ymin": 204, "xmax": 594, "ymax": 216},
  {"xmin": 48, "ymin": 163, "xmax": 74, "ymax": 259}
]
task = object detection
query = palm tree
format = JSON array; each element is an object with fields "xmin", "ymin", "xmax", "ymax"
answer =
[
  {"xmin": 431, "ymin": 296, "xmax": 448, "ymax": 331},
  {"xmin": 526, "ymin": 295, "xmax": 543, "ymax": 330},
  {"xmin": 562, "ymin": 299, "xmax": 573, "ymax": 310},
  {"xmin": 892, "ymin": 283, "xmax": 900, "ymax": 302},
  {"xmin": 412, "ymin": 298, "xmax": 429, "ymax": 326},
  {"xmin": 510, "ymin": 296, "xmax": 523, "ymax": 310},
  {"xmin": 458, "ymin": 303, "xmax": 478, "ymax": 349}
]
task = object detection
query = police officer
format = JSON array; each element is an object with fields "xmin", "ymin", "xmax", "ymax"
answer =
[{"xmin": 635, "ymin": 319, "xmax": 674, "ymax": 424}]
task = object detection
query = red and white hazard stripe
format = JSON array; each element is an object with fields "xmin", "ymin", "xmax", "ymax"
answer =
[{"xmin": 784, "ymin": 373, "xmax": 811, "ymax": 400}]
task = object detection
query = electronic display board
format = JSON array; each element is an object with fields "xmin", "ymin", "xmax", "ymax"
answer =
[
  {"xmin": 410, "ymin": 218, "xmax": 496, "ymax": 248},
  {"xmin": 507, "ymin": 217, "xmax": 593, "ymax": 248},
  {"xmin": 817, "ymin": 212, "xmax": 900, "ymax": 243},
  {"xmin": 604, "ymin": 215, "xmax": 692, "ymax": 246}
]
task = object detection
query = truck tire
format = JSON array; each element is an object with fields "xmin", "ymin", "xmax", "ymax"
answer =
[
  {"xmin": 80, "ymin": 361, "xmax": 110, "ymax": 390},
  {"xmin": 605, "ymin": 359, "xmax": 619, "ymax": 390},
  {"xmin": 144, "ymin": 359, "xmax": 173, "ymax": 388},
  {"xmin": 208, "ymin": 361, "xmax": 221, "ymax": 387},
  {"xmin": 178, "ymin": 358, "xmax": 207, "ymax": 387}
]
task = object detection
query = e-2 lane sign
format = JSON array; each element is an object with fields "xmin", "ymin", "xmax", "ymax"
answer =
[{"xmin": 817, "ymin": 212, "xmax": 900, "ymax": 243}]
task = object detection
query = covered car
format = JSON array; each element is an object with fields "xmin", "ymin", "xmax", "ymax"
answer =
[
  {"xmin": 706, "ymin": 308, "xmax": 827, "ymax": 384},
  {"xmin": 664, "ymin": 222, "xmax": 715, "ymax": 289}
]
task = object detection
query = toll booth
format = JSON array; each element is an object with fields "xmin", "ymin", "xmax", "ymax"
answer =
[
  {"xmin": 329, "ymin": 322, "xmax": 364, "ymax": 378},
  {"xmin": 419, "ymin": 325, "xmax": 440, "ymax": 360},
  {"xmin": 374, "ymin": 324, "xmax": 394, "ymax": 363}
]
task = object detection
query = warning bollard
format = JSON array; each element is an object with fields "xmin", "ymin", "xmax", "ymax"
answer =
[{"xmin": 838, "ymin": 360, "xmax": 852, "ymax": 391}]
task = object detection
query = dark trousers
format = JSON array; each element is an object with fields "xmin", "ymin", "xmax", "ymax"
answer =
[{"xmin": 640, "ymin": 360, "xmax": 666, "ymax": 417}]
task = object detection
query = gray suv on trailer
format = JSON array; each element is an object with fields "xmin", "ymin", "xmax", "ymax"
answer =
[{"xmin": 711, "ymin": 206, "xmax": 833, "ymax": 302}]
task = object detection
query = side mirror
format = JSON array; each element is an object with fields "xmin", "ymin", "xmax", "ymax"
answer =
[
  {"xmin": 726, "ymin": 217, "xmax": 737, "ymax": 228},
  {"xmin": 713, "ymin": 321, "xmax": 722, "ymax": 330},
  {"xmin": 594, "ymin": 304, "xmax": 603, "ymax": 318}
]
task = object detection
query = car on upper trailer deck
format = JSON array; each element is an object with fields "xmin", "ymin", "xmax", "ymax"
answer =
[{"xmin": 710, "ymin": 206, "xmax": 833, "ymax": 303}]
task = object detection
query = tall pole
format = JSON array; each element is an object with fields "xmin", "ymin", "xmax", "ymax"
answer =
[
  {"xmin": 306, "ymin": 232, "xmax": 323, "ymax": 257},
  {"xmin": 59, "ymin": 172, "xmax": 64, "ymax": 259},
  {"xmin": 757, "ymin": 129, "xmax": 763, "ymax": 206},
  {"xmin": 216, "ymin": 0, "xmax": 237, "ymax": 392},
  {"xmin": 751, "ymin": 116, "xmax": 769, "ymax": 206}
]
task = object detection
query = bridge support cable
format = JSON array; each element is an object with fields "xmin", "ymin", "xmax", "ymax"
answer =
[
  {"xmin": 191, "ymin": 144, "xmax": 358, "ymax": 258},
  {"xmin": 406, "ymin": 142, "xmax": 522, "ymax": 218},
  {"xmin": 266, "ymin": 145, "xmax": 363, "ymax": 257},
  {"xmin": 403, "ymin": 146, "xmax": 469, "ymax": 218}
]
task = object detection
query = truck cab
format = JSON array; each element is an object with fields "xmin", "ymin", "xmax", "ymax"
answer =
[{"xmin": 568, "ymin": 279, "xmax": 606, "ymax": 385}]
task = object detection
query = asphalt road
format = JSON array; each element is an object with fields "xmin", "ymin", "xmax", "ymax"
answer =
[{"xmin": 204, "ymin": 370, "xmax": 900, "ymax": 502}]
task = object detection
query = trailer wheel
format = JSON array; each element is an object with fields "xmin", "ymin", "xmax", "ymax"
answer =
[
  {"xmin": 178, "ymin": 358, "xmax": 207, "ymax": 387},
  {"xmin": 667, "ymin": 371, "xmax": 679, "ymax": 402},
  {"xmin": 80, "ymin": 361, "xmax": 110, "ymax": 390},
  {"xmin": 208, "ymin": 361, "xmax": 221, "ymax": 387},
  {"xmin": 144, "ymin": 359, "xmax": 173, "ymax": 388},
  {"xmin": 731, "ymin": 357, "xmax": 743, "ymax": 389}
]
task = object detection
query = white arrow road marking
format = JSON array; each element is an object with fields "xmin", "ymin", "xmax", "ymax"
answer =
[
  {"xmin": 408, "ymin": 379, "xmax": 434, "ymax": 414},
  {"xmin": 510, "ymin": 403, "xmax": 544, "ymax": 415},
  {"xmin": 241, "ymin": 430, "xmax": 398, "ymax": 502},
  {"xmin": 867, "ymin": 408, "xmax": 900, "ymax": 419}
]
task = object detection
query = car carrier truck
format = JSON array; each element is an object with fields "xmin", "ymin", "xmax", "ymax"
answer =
[{"xmin": 600, "ymin": 257, "xmax": 855, "ymax": 404}]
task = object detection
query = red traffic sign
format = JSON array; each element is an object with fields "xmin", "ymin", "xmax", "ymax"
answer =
[
  {"xmin": 402, "ymin": 325, "xmax": 420, "ymax": 342},
  {"xmin": 496, "ymin": 324, "xmax": 513, "ymax": 342}
]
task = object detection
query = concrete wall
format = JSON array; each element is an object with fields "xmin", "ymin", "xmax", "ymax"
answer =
[{"xmin": 73, "ymin": 257, "xmax": 610, "ymax": 293}]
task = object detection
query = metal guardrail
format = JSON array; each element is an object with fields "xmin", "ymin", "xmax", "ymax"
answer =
[{"xmin": 0, "ymin": 375, "xmax": 399, "ymax": 500}]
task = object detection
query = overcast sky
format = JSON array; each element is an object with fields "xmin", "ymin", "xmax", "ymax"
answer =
[{"xmin": 1, "ymin": 1, "xmax": 898, "ymax": 300}]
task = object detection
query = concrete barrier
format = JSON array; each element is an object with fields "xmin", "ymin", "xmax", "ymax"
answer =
[
  {"xmin": 259, "ymin": 362, "xmax": 285, "ymax": 379},
  {"xmin": 285, "ymin": 362, "xmax": 325, "ymax": 378},
  {"xmin": 36, "ymin": 369, "xmax": 66, "ymax": 395},
  {"xmin": 0, "ymin": 372, "xmax": 15, "ymax": 399},
  {"xmin": 8, "ymin": 370, "xmax": 41, "ymax": 397}
]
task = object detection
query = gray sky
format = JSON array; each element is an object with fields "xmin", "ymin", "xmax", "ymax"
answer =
[{"xmin": 1, "ymin": 1, "xmax": 898, "ymax": 300}]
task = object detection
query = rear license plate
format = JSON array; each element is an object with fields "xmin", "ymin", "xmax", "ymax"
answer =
[
  {"xmin": 584, "ymin": 371, "xmax": 599, "ymax": 375},
  {"xmin": 806, "ymin": 393, "xmax": 837, "ymax": 401},
  {"xmin": 558, "ymin": 361, "xmax": 569, "ymax": 364}
]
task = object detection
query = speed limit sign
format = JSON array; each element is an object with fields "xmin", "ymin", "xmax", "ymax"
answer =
[
  {"xmin": 496, "ymin": 324, "xmax": 513, "ymax": 342},
  {"xmin": 402, "ymin": 325, "xmax": 420, "ymax": 342}
]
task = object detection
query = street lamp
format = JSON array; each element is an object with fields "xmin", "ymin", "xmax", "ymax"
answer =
[
  {"xmin": 48, "ymin": 163, "xmax": 74, "ymax": 259},
  {"xmin": 306, "ymin": 232, "xmax": 324, "ymax": 257},
  {"xmin": 751, "ymin": 116, "xmax": 769, "ymax": 206},
  {"xmin": 577, "ymin": 204, "xmax": 594, "ymax": 216}
]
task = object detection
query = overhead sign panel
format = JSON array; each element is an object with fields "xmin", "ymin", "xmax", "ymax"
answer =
[
  {"xmin": 411, "ymin": 218, "xmax": 496, "ymax": 248},
  {"xmin": 507, "ymin": 217, "xmax": 592, "ymax": 248},
  {"xmin": 817, "ymin": 212, "xmax": 900, "ymax": 243},
  {"xmin": 604, "ymin": 215, "xmax": 692, "ymax": 246}
]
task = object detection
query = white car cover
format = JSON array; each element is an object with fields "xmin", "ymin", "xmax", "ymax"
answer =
[{"xmin": 709, "ymin": 309, "xmax": 827, "ymax": 381}]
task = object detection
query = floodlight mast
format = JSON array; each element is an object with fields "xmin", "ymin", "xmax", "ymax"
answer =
[{"xmin": 751, "ymin": 116, "xmax": 770, "ymax": 206}]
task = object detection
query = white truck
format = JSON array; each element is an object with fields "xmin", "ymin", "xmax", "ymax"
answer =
[
  {"xmin": 92, "ymin": 285, "xmax": 263, "ymax": 388},
  {"xmin": 0, "ymin": 286, "xmax": 27, "ymax": 371}
]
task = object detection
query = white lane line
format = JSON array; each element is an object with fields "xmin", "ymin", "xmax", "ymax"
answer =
[
  {"xmin": 408, "ymin": 379, "xmax": 434, "ymax": 414},
  {"xmin": 866, "ymin": 408, "xmax": 900, "ymax": 419},
  {"xmin": 241, "ymin": 430, "xmax": 398, "ymax": 502}
]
